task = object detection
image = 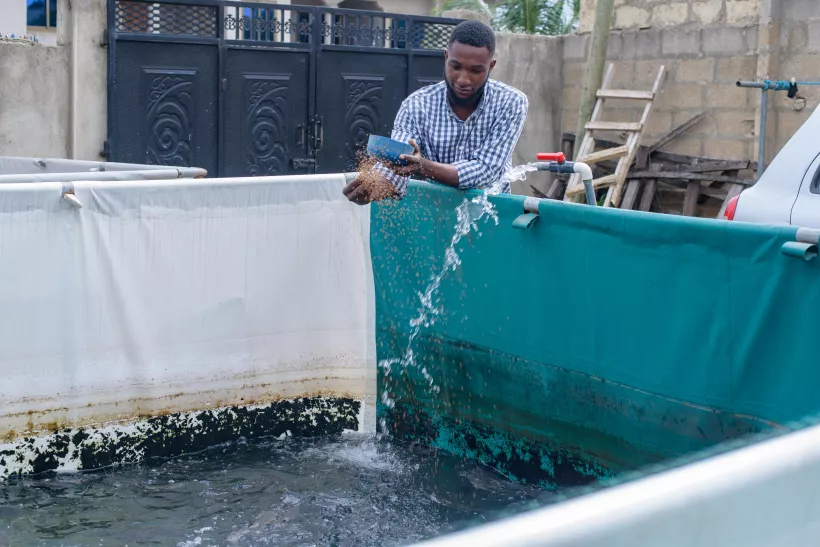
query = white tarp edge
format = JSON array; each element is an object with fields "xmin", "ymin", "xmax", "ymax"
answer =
[{"xmin": 0, "ymin": 174, "xmax": 376, "ymax": 437}]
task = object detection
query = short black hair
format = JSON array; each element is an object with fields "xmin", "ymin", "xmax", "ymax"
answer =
[{"xmin": 449, "ymin": 20, "xmax": 495, "ymax": 55}]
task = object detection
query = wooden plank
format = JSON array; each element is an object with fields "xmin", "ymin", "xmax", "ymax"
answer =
[
  {"xmin": 603, "ymin": 186, "xmax": 614, "ymax": 207},
  {"xmin": 561, "ymin": 132, "xmax": 760, "ymax": 171},
  {"xmin": 585, "ymin": 121, "xmax": 643, "ymax": 132},
  {"xmin": 679, "ymin": 160, "xmax": 751, "ymax": 173},
  {"xmin": 596, "ymin": 89, "xmax": 654, "ymax": 100},
  {"xmin": 657, "ymin": 180, "xmax": 728, "ymax": 201},
  {"xmin": 565, "ymin": 174, "xmax": 618, "ymax": 195},
  {"xmin": 638, "ymin": 163, "xmax": 662, "ymax": 212},
  {"xmin": 611, "ymin": 130, "xmax": 641, "ymax": 202},
  {"xmin": 530, "ymin": 185, "xmax": 549, "ymax": 199},
  {"xmin": 611, "ymin": 65, "xmax": 666, "ymax": 208},
  {"xmin": 565, "ymin": 132, "xmax": 598, "ymax": 202},
  {"xmin": 682, "ymin": 181, "xmax": 700, "ymax": 216},
  {"xmin": 546, "ymin": 177, "xmax": 565, "ymax": 199},
  {"xmin": 561, "ymin": 137, "xmax": 574, "ymax": 164},
  {"xmin": 574, "ymin": 9, "xmax": 616, "ymax": 163},
  {"xmin": 695, "ymin": 186, "xmax": 727, "ymax": 201},
  {"xmin": 625, "ymin": 171, "xmax": 754, "ymax": 185},
  {"xmin": 620, "ymin": 180, "xmax": 642, "ymax": 209},
  {"xmin": 658, "ymin": 153, "xmax": 757, "ymax": 171},
  {"xmin": 646, "ymin": 112, "xmax": 707, "ymax": 155},
  {"xmin": 593, "ymin": 159, "xmax": 620, "ymax": 172},
  {"xmin": 639, "ymin": 180, "xmax": 657, "ymax": 211},
  {"xmin": 587, "ymin": 64, "xmax": 615, "ymax": 125},
  {"xmin": 635, "ymin": 146, "xmax": 650, "ymax": 170},
  {"xmin": 593, "ymin": 174, "xmax": 618, "ymax": 188},
  {"xmin": 566, "ymin": 65, "xmax": 613, "ymax": 204},
  {"xmin": 577, "ymin": 145, "xmax": 629, "ymax": 165}
]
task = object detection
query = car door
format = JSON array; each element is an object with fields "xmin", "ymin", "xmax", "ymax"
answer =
[{"xmin": 790, "ymin": 152, "xmax": 820, "ymax": 228}]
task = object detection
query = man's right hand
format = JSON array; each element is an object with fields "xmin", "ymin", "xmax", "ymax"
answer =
[
  {"xmin": 343, "ymin": 177, "xmax": 372, "ymax": 205},
  {"xmin": 343, "ymin": 175, "xmax": 398, "ymax": 205}
]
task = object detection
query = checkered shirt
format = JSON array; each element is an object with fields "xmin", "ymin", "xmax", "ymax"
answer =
[{"xmin": 373, "ymin": 79, "xmax": 528, "ymax": 197}]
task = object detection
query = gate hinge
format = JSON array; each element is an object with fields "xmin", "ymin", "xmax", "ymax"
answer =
[
  {"xmin": 221, "ymin": 78, "xmax": 228, "ymax": 91},
  {"xmin": 100, "ymin": 140, "xmax": 110, "ymax": 159},
  {"xmin": 101, "ymin": 31, "xmax": 108, "ymax": 47}
]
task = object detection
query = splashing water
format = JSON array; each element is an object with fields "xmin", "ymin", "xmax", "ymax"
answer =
[{"xmin": 378, "ymin": 163, "xmax": 539, "ymax": 427}]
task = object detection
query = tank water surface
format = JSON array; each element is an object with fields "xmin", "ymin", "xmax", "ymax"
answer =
[{"xmin": 0, "ymin": 435, "xmax": 560, "ymax": 546}]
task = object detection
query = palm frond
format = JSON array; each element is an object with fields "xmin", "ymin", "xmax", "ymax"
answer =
[
  {"xmin": 492, "ymin": 0, "xmax": 577, "ymax": 35},
  {"xmin": 431, "ymin": 0, "xmax": 493, "ymax": 17},
  {"xmin": 431, "ymin": 0, "xmax": 580, "ymax": 36}
]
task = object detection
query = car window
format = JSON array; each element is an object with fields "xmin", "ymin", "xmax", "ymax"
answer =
[{"xmin": 810, "ymin": 163, "xmax": 820, "ymax": 194}]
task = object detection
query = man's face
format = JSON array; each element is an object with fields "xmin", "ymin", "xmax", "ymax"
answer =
[{"xmin": 444, "ymin": 41, "xmax": 495, "ymax": 107}]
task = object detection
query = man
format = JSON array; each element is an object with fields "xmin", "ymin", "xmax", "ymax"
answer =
[{"xmin": 343, "ymin": 19, "xmax": 528, "ymax": 205}]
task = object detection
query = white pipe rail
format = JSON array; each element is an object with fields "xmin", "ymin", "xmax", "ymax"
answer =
[
  {"xmin": 413, "ymin": 422, "xmax": 820, "ymax": 547},
  {"xmin": 0, "ymin": 167, "xmax": 207, "ymax": 184},
  {"xmin": 0, "ymin": 156, "xmax": 191, "ymax": 175}
]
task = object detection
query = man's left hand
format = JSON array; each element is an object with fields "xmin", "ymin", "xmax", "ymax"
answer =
[{"xmin": 390, "ymin": 139, "xmax": 424, "ymax": 177}]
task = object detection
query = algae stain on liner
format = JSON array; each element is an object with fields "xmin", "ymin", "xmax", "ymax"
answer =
[
  {"xmin": 0, "ymin": 397, "xmax": 361, "ymax": 479},
  {"xmin": 378, "ymin": 164, "xmax": 539, "ymax": 429}
]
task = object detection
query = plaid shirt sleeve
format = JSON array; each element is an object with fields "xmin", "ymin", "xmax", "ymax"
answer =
[
  {"xmin": 452, "ymin": 93, "xmax": 529, "ymax": 191},
  {"xmin": 371, "ymin": 99, "xmax": 419, "ymax": 199}
]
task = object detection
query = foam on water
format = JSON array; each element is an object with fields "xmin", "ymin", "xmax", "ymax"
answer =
[
  {"xmin": 378, "ymin": 164, "xmax": 539, "ymax": 424},
  {"xmin": 0, "ymin": 435, "xmax": 556, "ymax": 547}
]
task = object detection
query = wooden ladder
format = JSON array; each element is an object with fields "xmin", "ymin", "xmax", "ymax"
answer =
[{"xmin": 564, "ymin": 63, "xmax": 666, "ymax": 207}]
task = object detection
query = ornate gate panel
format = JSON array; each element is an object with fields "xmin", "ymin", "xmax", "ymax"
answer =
[
  {"xmin": 316, "ymin": 50, "xmax": 408, "ymax": 173},
  {"xmin": 107, "ymin": 0, "xmax": 459, "ymax": 177},
  {"xmin": 222, "ymin": 47, "xmax": 311, "ymax": 177}
]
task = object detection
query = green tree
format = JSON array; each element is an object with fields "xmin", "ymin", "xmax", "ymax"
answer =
[
  {"xmin": 432, "ymin": 0, "xmax": 493, "ymax": 18},
  {"xmin": 433, "ymin": 0, "xmax": 580, "ymax": 36}
]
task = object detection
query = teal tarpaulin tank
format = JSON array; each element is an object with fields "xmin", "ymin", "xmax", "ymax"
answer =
[{"xmin": 370, "ymin": 179, "xmax": 820, "ymax": 489}]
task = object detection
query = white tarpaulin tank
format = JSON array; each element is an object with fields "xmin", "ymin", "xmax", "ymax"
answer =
[{"xmin": 0, "ymin": 173, "xmax": 376, "ymax": 477}]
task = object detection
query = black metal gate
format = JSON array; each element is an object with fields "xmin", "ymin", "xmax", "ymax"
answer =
[{"xmin": 105, "ymin": 0, "xmax": 459, "ymax": 176}]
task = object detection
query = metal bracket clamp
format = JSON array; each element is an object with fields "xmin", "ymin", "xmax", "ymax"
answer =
[
  {"xmin": 61, "ymin": 182, "xmax": 83, "ymax": 209},
  {"xmin": 513, "ymin": 197, "xmax": 543, "ymax": 230},
  {"xmin": 782, "ymin": 228, "xmax": 820, "ymax": 261},
  {"xmin": 523, "ymin": 197, "xmax": 541, "ymax": 214}
]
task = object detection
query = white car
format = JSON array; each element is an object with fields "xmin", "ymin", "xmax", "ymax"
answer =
[{"xmin": 726, "ymin": 103, "xmax": 820, "ymax": 228}]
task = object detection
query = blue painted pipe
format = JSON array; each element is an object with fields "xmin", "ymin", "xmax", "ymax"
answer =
[{"xmin": 536, "ymin": 161, "xmax": 597, "ymax": 206}]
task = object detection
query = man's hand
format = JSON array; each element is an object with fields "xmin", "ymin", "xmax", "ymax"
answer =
[
  {"xmin": 389, "ymin": 138, "xmax": 461, "ymax": 189},
  {"xmin": 390, "ymin": 139, "xmax": 424, "ymax": 177},
  {"xmin": 342, "ymin": 177, "xmax": 372, "ymax": 205},
  {"xmin": 343, "ymin": 174, "xmax": 398, "ymax": 205}
]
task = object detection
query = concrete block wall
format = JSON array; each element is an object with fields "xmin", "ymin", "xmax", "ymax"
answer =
[
  {"xmin": 571, "ymin": 0, "xmax": 820, "ymax": 167},
  {"xmin": 562, "ymin": 24, "xmax": 760, "ymax": 161},
  {"xmin": 767, "ymin": 0, "xmax": 820, "ymax": 160},
  {"xmin": 493, "ymin": 33, "xmax": 564, "ymax": 196},
  {"xmin": 580, "ymin": 0, "xmax": 761, "ymax": 33}
]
